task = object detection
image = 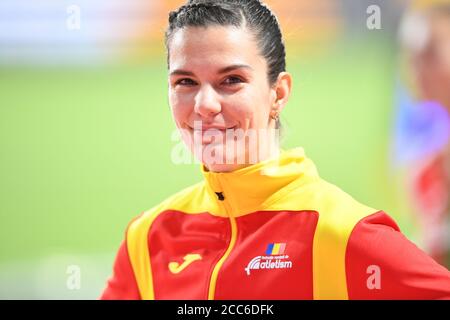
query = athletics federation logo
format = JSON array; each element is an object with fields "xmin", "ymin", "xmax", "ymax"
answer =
[{"xmin": 245, "ymin": 243, "xmax": 293, "ymax": 276}]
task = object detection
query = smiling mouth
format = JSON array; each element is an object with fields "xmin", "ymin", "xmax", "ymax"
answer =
[
  {"xmin": 187, "ymin": 125, "xmax": 237, "ymax": 132},
  {"xmin": 186, "ymin": 125, "xmax": 238, "ymax": 145}
]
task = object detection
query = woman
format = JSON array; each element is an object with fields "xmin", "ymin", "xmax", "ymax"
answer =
[
  {"xmin": 396, "ymin": 1, "xmax": 450, "ymax": 267},
  {"xmin": 101, "ymin": 0, "xmax": 450, "ymax": 299}
]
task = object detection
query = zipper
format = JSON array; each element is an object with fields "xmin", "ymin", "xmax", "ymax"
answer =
[{"xmin": 207, "ymin": 182, "xmax": 238, "ymax": 300}]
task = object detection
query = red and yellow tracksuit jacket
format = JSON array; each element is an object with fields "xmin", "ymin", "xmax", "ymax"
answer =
[{"xmin": 101, "ymin": 147, "xmax": 450, "ymax": 299}]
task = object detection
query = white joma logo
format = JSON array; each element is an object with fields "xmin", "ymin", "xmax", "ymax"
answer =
[{"xmin": 245, "ymin": 255, "xmax": 293, "ymax": 275}]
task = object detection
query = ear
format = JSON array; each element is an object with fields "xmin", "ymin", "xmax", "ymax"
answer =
[{"xmin": 271, "ymin": 72, "xmax": 292, "ymax": 112}]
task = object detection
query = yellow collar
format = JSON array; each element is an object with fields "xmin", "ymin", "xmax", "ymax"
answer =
[{"xmin": 200, "ymin": 147, "xmax": 319, "ymax": 216}]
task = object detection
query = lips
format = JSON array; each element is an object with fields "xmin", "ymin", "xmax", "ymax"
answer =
[
  {"xmin": 188, "ymin": 124, "xmax": 237, "ymax": 131},
  {"xmin": 187, "ymin": 124, "xmax": 238, "ymax": 145}
]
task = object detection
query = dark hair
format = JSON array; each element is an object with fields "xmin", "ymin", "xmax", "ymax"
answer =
[{"xmin": 164, "ymin": 0, "xmax": 286, "ymax": 87}]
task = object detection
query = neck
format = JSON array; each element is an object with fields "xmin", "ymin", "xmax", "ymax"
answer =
[
  {"xmin": 204, "ymin": 132, "xmax": 281, "ymax": 173},
  {"xmin": 204, "ymin": 148, "xmax": 281, "ymax": 173}
]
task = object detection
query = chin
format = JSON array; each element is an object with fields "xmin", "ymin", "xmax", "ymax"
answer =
[
  {"xmin": 200, "ymin": 146, "xmax": 249, "ymax": 173},
  {"xmin": 204, "ymin": 162, "xmax": 246, "ymax": 173}
]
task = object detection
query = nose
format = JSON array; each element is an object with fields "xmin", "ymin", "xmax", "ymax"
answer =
[{"xmin": 194, "ymin": 84, "xmax": 221, "ymax": 118}]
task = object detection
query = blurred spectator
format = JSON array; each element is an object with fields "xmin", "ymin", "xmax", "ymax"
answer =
[{"xmin": 395, "ymin": 0, "xmax": 450, "ymax": 267}]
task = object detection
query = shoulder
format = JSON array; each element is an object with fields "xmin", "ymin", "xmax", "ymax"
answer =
[
  {"xmin": 346, "ymin": 210, "xmax": 450, "ymax": 299},
  {"xmin": 269, "ymin": 176, "xmax": 378, "ymax": 236},
  {"xmin": 271, "ymin": 176, "xmax": 385, "ymax": 299}
]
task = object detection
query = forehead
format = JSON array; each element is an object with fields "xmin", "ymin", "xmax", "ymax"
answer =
[{"xmin": 168, "ymin": 25, "xmax": 266, "ymax": 72}]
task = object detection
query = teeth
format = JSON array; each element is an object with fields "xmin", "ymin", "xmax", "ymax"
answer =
[{"xmin": 190, "ymin": 126, "xmax": 237, "ymax": 131}]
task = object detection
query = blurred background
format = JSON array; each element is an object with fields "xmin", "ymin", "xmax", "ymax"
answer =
[{"xmin": 0, "ymin": 0, "xmax": 449, "ymax": 299}]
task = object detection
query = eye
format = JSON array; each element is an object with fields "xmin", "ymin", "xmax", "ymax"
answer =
[
  {"xmin": 223, "ymin": 76, "xmax": 244, "ymax": 85},
  {"xmin": 175, "ymin": 78, "xmax": 197, "ymax": 86}
]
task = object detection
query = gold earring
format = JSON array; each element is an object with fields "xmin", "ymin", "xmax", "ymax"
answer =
[
  {"xmin": 270, "ymin": 109, "xmax": 279, "ymax": 121},
  {"xmin": 270, "ymin": 101, "xmax": 282, "ymax": 121}
]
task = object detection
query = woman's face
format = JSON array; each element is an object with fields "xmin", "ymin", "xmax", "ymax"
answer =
[
  {"xmin": 413, "ymin": 14, "xmax": 450, "ymax": 110},
  {"xmin": 168, "ymin": 25, "xmax": 288, "ymax": 172}
]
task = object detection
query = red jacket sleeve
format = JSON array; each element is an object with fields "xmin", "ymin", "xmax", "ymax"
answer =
[
  {"xmin": 345, "ymin": 211, "xmax": 450, "ymax": 299},
  {"xmin": 100, "ymin": 240, "xmax": 141, "ymax": 300}
]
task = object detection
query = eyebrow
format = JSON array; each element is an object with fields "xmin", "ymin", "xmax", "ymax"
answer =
[{"xmin": 169, "ymin": 64, "xmax": 253, "ymax": 76}]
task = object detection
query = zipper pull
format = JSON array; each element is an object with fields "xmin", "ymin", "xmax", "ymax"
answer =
[{"xmin": 215, "ymin": 192, "xmax": 225, "ymax": 201}]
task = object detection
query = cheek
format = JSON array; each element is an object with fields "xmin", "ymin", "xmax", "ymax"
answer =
[
  {"xmin": 227, "ymin": 91, "xmax": 270, "ymax": 125},
  {"xmin": 169, "ymin": 92, "xmax": 193, "ymax": 125}
]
